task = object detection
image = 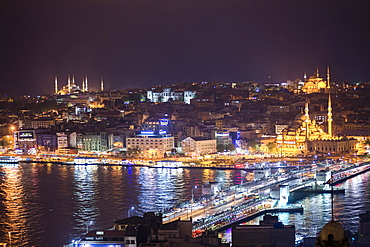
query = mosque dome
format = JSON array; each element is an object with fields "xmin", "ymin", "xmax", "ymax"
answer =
[
  {"xmin": 316, "ymin": 221, "xmax": 349, "ymax": 246},
  {"xmin": 320, "ymin": 221, "xmax": 345, "ymax": 241}
]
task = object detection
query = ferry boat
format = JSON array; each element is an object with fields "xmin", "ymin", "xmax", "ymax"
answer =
[
  {"xmin": 62, "ymin": 157, "xmax": 101, "ymax": 165},
  {"xmin": 0, "ymin": 156, "xmax": 20, "ymax": 163}
]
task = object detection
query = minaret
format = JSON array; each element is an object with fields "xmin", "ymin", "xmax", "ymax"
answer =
[
  {"xmin": 327, "ymin": 66, "xmax": 331, "ymax": 89},
  {"xmin": 54, "ymin": 74, "xmax": 58, "ymax": 95},
  {"xmin": 328, "ymin": 93, "xmax": 333, "ymax": 137},
  {"xmin": 72, "ymin": 74, "xmax": 75, "ymax": 86},
  {"xmin": 305, "ymin": 100, "xmax": 310, "ymax": 140},
  {"xmin": 100, "ymin": 77, "xmax": 104, "ymax": 91},
  {"xmin": 85, "ymin": 74, "xmax": 88, "ymax": 92},
  {"xmin": 82, "ymin": 76, "xmax": 85, "ymax": 92},
  {"xmin": 67, "ymin": 74, "xmax": 71, "ymax": 94},
  {"xmin": 304, "ymin": 71, "xmax": 307, "ymax": 82},
  {"xmin": 316, "ymin": 66, "xmax": 319, "ymax": 78}
]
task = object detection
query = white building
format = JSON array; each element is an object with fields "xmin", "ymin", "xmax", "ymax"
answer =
[
  {"xmin": 182, "ymin": 137, "xmax": 217, "ymax": 156},
  {"xmin": 126, "ymin": 131, "xmax": 174, "ymax": 158},
  {"xmin": 31, "ymin": 118, "xmax": 55, "ymax": 129},
  {"xmin": 147, "ymin": 88, "xmax": 196, "ymax": 104}
]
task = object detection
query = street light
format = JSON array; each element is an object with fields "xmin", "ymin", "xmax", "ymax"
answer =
[
  {"xmin": 190, "ymin": 186, "xmax": 197, "ymax": 220},
  {"xmin": 8, "ymin": 232, "xmax": 12, "ymax": 247},
  {"xmin": 128, "ymin": 206, "xmax": 134, "ymax": 218},
  {"xmin": 86, "ymin": 221, "xmax": 93, "ymax": 234},
  {"xmin": 10, "ymin": 126, "xmax": 15, "ymax": 150}
]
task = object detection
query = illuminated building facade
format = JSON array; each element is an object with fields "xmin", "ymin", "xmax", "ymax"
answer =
[
  {"xmin": 77, "ymin": 132, "xmax": 113, "ymax": 152},
  {"xmin": 15, "ymin": 130, "xmax": 36, "ymax": 151},
  {"xmin": 301, "ymin": 67, "xmax": 331, "ymax": 94},
  {"xmin": 147, "ymin": 88, "xmax": 196, "ymax": 104},
  {"xmin": 181, "ymin": 137, "xmax": 217, "ymax": 156},
  {"xmin": 277, "ymin": 95, "xmax": 357, "ymax": 156},
  {"xmin": 31, "ymin": 118, "xmax": 55, "ymax": 129},
  {"xmin": 232, "ymin": 215, "xmax": 295, "ymax": 247},
  {"xmin": 126, "ymin": 131, "xmax": 174, "ymax": 158},
  {"xmin": 54, "ymin": 74, "xmax": 91, "ymax": 95}
]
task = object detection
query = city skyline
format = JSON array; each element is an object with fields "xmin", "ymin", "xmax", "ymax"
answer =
[{"xmin": 1, "ymin": 0, "xmax": 370, "ymax": 96}]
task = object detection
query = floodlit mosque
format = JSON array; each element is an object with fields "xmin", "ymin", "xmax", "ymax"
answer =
[
  {"xmin": 54, "ymin": 74, "xmax": 104, "ymax": 95},
  {"xmin": 301, "ymin": 67, "xmax": 331, "ymax": 94},
  {"xmin": 276, "ymin": 94, "xmax": 357, "ymax": 156}
]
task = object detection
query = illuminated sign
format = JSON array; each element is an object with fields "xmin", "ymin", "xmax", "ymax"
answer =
[
  {"xmin": 160, "ymin": 119, "xmax": 169, "ymax": 126},
  {"xmin": 216, "ymin": 133, "xmax": 229, "ymax": 137},
  {"xmin": 18, "ymin": 131, "xmax": 35, "ymax": 139},
  {"xmin": 141, "ymin": 131, "xmax": 154, "ymax": 135}
]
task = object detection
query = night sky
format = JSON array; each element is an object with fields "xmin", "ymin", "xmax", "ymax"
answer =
[{"xmin": 1, "ymin": 0, "xmax": 369, "ymax": 96}]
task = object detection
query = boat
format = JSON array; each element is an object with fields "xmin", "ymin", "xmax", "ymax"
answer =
[
  {"xmin": 61, "ymin": 157, "xmax": 101, "ymax": 165},
  {"xmin": 0, "ymin": 156, "xmax": 20, "ymax": 163}
]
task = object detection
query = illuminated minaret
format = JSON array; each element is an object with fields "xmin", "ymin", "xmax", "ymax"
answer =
[
  {"xmin": 67, "ymin": 74, "xmax": 71, "ymax": 94},
  {"xmin": 327, "ymin": 93, "xmax": 333, "ymax": 137},
  {"xmin": 316, "ymin": 66, "xmax": 319, "ymax": 78},
  {"xmin": 72, "ymin": 74, "xmax": 75, "ymax": 86},
  {"xmin": 327, "ymin": 66, "xmax": 331, "ymax": 89},
  {"xmin": 304, "ymin": 71, "xmax": 307, "ymax": 82},
  {"xmin": 54, "ymin": 74, "xmax": 58, "ymax": 95},
  {"xmin": 82, "ymin": 76, "xmax": 85, "ymax": 92},
  {"xmin": 100, "ymin": 77, "xmax": 104, "ymax": 91},
  {"xmin": 85, "ymin": 74, "xmax": 88, "ymax": 92},
  {"xmin": 305, "ymin": 100, "xmax": 310, "ymax": 140}
]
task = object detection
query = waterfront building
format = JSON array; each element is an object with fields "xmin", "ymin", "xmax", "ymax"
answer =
[
  {"xmin": 76, "ymin": 132, "xmax": 113, "ymax": 152},
  {"xmin": 114, "ymin": 212, "xmax": 163, "ymax": 243},
  {"xmin": 126, "ymin": 131, "xmax": 174, "ymax": 158},
  {"xmin": 276, "ymin": 95, "xmax": 357, "ymax": 156},
  {"xmin": 181, "ymin": 137, "xmax": 217, "ymax": 156},
  {"xmin": 35, "ymin": 132, "xmax": 58, "ymax": 152},
  {"xmin": 215, "ymin": 131, "xmax": 233, "ymax": 147},
  {"xmin": 64, "ymin": 230, "xmax": 127, "ymax": 247},
  {"xmin": 358, "ymin": 211, "xmax": 370, "ymax": 244},
  {"xmin": 158, "ymin": 218, "xmax": 192, "ymax": 240},
  {"xmin": 14, "ymin": 129, "xmax": 36, "ymax": 152},
  {"xmin": 147, "ymin": 88, "xmax": 196, "ymax": 104},
  {"xmin": 232, "ymin": 214, "xmax": 295, "ymax": 247}
]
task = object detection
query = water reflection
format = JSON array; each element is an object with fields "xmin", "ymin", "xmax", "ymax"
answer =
[
  {"xmin": 222, "ymin": 171, "xmax": 370, "ymax": 242},
  {"xmin": 0, "ymin": 164, "xmax": 368, "ymax": 247}
]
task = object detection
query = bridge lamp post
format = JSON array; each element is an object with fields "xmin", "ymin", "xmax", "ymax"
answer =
[{"xmin": 128, "ymin": 206, "xmax": 134, "ymax": 217}]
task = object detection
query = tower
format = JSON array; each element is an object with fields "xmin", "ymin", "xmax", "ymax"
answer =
[
  {"xmin": 316, "ymin": 66, "xmax": 319, "ymax": 78},
  {"xmin": 327, "ymin": 93, "xmax": 332, "ymax": 137},
  {"xmin": 304, "ymin": 71, "xmax": 307, "ymax": 82},
  {"xmin": 100, "ymin": 77, "xmax": 104, "ymax": 91},
  {"xmin": 54, "ymin": 74, "xmax": 58, "ymax": 95},
  {"xmin": 327, "ymin": 66, "xmax": 330, "ymax": 89},
  {"xmin": 72, "ymin": 74, "xmax": 75, "ymax": 86}
]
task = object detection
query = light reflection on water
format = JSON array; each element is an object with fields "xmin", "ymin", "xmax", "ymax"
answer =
[
  {"xmin": 221, "ymin": 171, "xmax": 370, "ymax": 242},
  {"xmin": 0, "ymin": 163, "xmax": 368, "ymax": 246}
]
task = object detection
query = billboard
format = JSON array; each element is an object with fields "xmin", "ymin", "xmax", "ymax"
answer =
[{"xmin": 18, "ymin": 131, "xmax": 35, "ymax": 139}]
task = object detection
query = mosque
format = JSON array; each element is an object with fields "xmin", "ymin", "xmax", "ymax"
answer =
[
  {"xmin": 276, "ymin": 94, "xmax": 357, "ymax": 156},
  {"xmin": 54, "ymin": 74, "xmax": 104, "ymax": 95},
  {"xmin": 301, "ymin": 67, "xmax": 331, "ymax": 94}
]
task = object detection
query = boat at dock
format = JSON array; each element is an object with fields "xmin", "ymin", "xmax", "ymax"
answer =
[{"xmin": 0, "ymin": 156, "xmax": 20, "ymax": 163}]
